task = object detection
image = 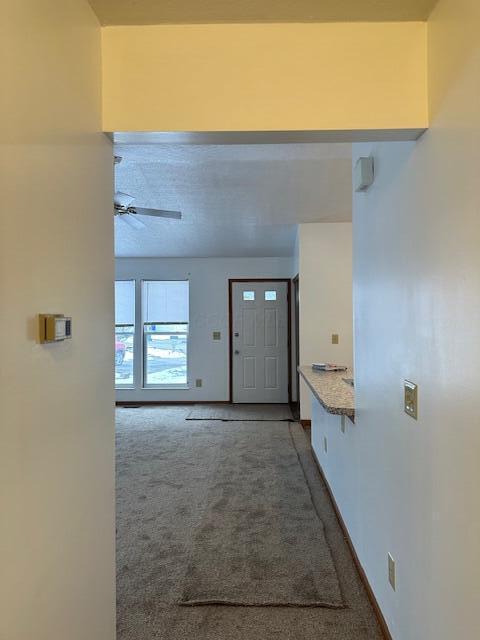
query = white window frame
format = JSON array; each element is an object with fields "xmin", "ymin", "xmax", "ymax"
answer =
[
  {"xmin": 114, "ymin": 279, "xmax": 136, "ymax": 390},
  {"xmin": 141, "ymin": 279, "xmax": 190, "ymax": 390}
]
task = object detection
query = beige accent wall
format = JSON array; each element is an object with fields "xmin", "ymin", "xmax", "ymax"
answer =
[
  {"xmin": 0, "ymin": 2, "xmax": 115, "ymax": 639},
  {"xmin": 101, "ymin": 22, "xmax": 428, "ymax": 133},
  {"xmin": 298, "ymin": 223, "xmax": 353, "ymax": 419}
]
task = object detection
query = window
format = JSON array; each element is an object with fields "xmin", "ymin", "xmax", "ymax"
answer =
[
  {"xmin": 142, "ymin": 281, "xmax": 189, "ymax": 387},
  {"xmin": 243, "ymin": 291, "xmax": 255, "ymax": 301},
  {"xmin": 265, "ymin": 290, "xmax": 277, "ymax": 301},
  {"xmin": 115, "ymin": 280, "xmax": 135, "ymax": 387}
]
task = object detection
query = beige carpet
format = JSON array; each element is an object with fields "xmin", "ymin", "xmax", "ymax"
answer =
[
  {"xmin": 116, "ymin": 406, "xmax": 384, "ymax": 640},
  {"xmin": 185, "ymin": 403, "xmax": 292, "ymax": 421}
]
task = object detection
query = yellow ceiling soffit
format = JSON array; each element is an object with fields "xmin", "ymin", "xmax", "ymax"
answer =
[{"xmin": 101, "ymin": 22, "xmax": 428, "ymax": 134}]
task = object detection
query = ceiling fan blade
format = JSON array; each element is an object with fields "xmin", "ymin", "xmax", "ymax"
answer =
[
  {"xmin": 114, "ymin": 191, "xmax": 135, "ymax": 208},
  {"xmin": 134, "ymin": 207, "xmax": 182, "ymax": 220},
  {"xmin": 120, "ymin": 213, "xmax": 146, "ymax": 229}
]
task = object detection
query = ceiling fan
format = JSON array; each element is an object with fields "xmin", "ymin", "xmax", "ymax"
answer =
[
  {"xmin": 113, "ymin": 155, "xmax": 182, "ymax": 228},
  {"xmin": 114, "ymin": 191, "xmax": 182, "ymax": 229}
]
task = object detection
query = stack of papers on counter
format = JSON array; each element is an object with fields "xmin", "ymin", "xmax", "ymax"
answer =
[{"xmin": 312, "ymin": 363, "xmax": 348, "ymax": 372}]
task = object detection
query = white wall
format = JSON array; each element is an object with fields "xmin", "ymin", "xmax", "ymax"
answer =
[
  {"xmin": 115, "ymin": 257, "xmax": 293, "ymax": 402},
  {"xmin": 0, "ymin": 3, "xmax": 115, "ymax": 640},
  {"xmin": 318, "ymin": 1, "xmax": 480, "ymax": 638},
  {"xmin": 298, "ymin": 223, "xmax": 353, "ymax": 419}
]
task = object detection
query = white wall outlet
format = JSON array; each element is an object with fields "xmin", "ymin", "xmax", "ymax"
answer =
[
  {"xmin": 388, "ymin": 553, "xmax": 396, "ymax": 591},
  {"xmin": 323, "ymin": 436, "xmax": 328, "ymax": 454}
]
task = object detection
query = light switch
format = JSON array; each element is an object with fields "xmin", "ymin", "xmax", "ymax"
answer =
[
  {"xmin": 331, "ymin": 333, "xmax": 339, "ymax": 345},
  {"xmin": 213, "ymin": 331, "xmax": 221, "ymax": 341},
  {"xmin": 404, "ymin": 380, "xmax": 418, "ymax": 419}
]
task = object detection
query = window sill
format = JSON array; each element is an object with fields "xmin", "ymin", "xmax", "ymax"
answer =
[{"xmin": 142, "ymin": 385, "xmax": 190, "ymax": 390}]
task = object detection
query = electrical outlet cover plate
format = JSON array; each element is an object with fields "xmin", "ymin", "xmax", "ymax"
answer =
[{"xmin": 404, "ymin": 380, "xmax": 418, "ymax": 419}]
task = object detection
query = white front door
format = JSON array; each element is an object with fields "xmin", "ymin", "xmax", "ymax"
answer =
[{"xmin": 231, "ymin": 281, "xmax": 289, "ymax": 403}]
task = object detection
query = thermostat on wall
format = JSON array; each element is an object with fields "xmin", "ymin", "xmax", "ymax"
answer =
[{"xmin": 38, "ymin": 314, "xmax": 72, "ymax": 343}]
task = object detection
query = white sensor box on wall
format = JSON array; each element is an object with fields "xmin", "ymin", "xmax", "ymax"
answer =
[{"xmin": 354, "ymin": 156, "xmax": 375, "ymax": 192}]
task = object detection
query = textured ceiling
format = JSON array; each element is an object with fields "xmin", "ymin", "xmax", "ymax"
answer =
[
  {"xmin": 90, "ymin": 0, "xmax": 438, "ymax": 25},
  {"xmin": 114, "ymin": 143, "xmax": 352, "ymax": 258}
]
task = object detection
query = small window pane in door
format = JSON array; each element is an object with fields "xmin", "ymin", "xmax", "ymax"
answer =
[
  {"xmin": 243, "ymin": 291, "xmax": 255, "ymax": 301},
  {"xmin": 265, "ymin": 291, "xmax": 277, "ymax": 301}
]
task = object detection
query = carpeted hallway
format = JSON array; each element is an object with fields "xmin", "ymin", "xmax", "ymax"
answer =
[{"xmin": 116, "ymin": 406, "xmax": 383, "ymax": 639}]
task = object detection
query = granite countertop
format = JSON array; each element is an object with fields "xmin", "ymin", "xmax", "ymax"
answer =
[{"xmin": 298, "ymin": 365, "xmax": 355, "ymax": 419}]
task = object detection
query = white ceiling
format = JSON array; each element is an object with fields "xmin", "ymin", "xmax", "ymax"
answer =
[{"xmin": 114, "ymin": 142, "xmax": 352, "ymax": 258}]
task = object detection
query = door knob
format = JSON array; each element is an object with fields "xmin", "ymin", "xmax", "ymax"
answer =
[{"xmin": 234, "ymin": 350, "xmax": 240, "ymax": 355}]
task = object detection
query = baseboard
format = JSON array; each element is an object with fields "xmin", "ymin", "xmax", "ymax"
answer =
[
  {"xmin": 300, "ymin": 419, "xmax": 312, "ymax": 427},
  {"xmin": 115, "ymin": 400, "xmax": 230, "ymax": 407},
  {"xmin": 311, "ymin": 449, "xmax": 393, "ymax": 640}
]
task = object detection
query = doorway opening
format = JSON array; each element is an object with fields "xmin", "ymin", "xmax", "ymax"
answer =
[{"xmin": 112, "ymin": 130, "xmax": 384, "ymax": 640}]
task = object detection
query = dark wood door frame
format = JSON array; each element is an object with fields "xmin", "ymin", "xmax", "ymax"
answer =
[
  {"xmin": 291, "ymin": 274, "xmax": 300, "ymax": 419},
  {"xmin": 228, "ymin": 278, "xmax": 292, "ymax": 404}
]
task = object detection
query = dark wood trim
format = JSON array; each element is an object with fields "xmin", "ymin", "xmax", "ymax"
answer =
[
  {"xmin": 287, "ymin": 279, "xmax": 292, "ymax": 405},
  {"xmin": 300, "ymin": 419, "xmax": 311, "ymax": 428},
  {"xmin": 289, "ymin": 400, "xmax": 300, "ymax": 422},
  {"xmin": 228, "ymin": 279, "xmax": 292, "ymax": 404},
  {"xmin": 116, "ymin": 400, "xmax": 230, "ymax": 407},
  {"xmin": 229, "ymin": 279, "xmax": 233, "ymax": 402},
  {"xmin": 291, "ymin": 274, "xmax": 300, "ymax": 417},
  {"xmin": 311, "ymin": 448, "xmax": 393, "ymax": 640}
]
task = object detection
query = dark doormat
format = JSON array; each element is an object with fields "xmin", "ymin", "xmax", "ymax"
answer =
[
  {"xmin": 186, "ymin": 404, "xmax": 292, "ymax": 421},
  {"xmin": 179, "ymin": 422, "xmax": 344, "ymax": 608}
]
